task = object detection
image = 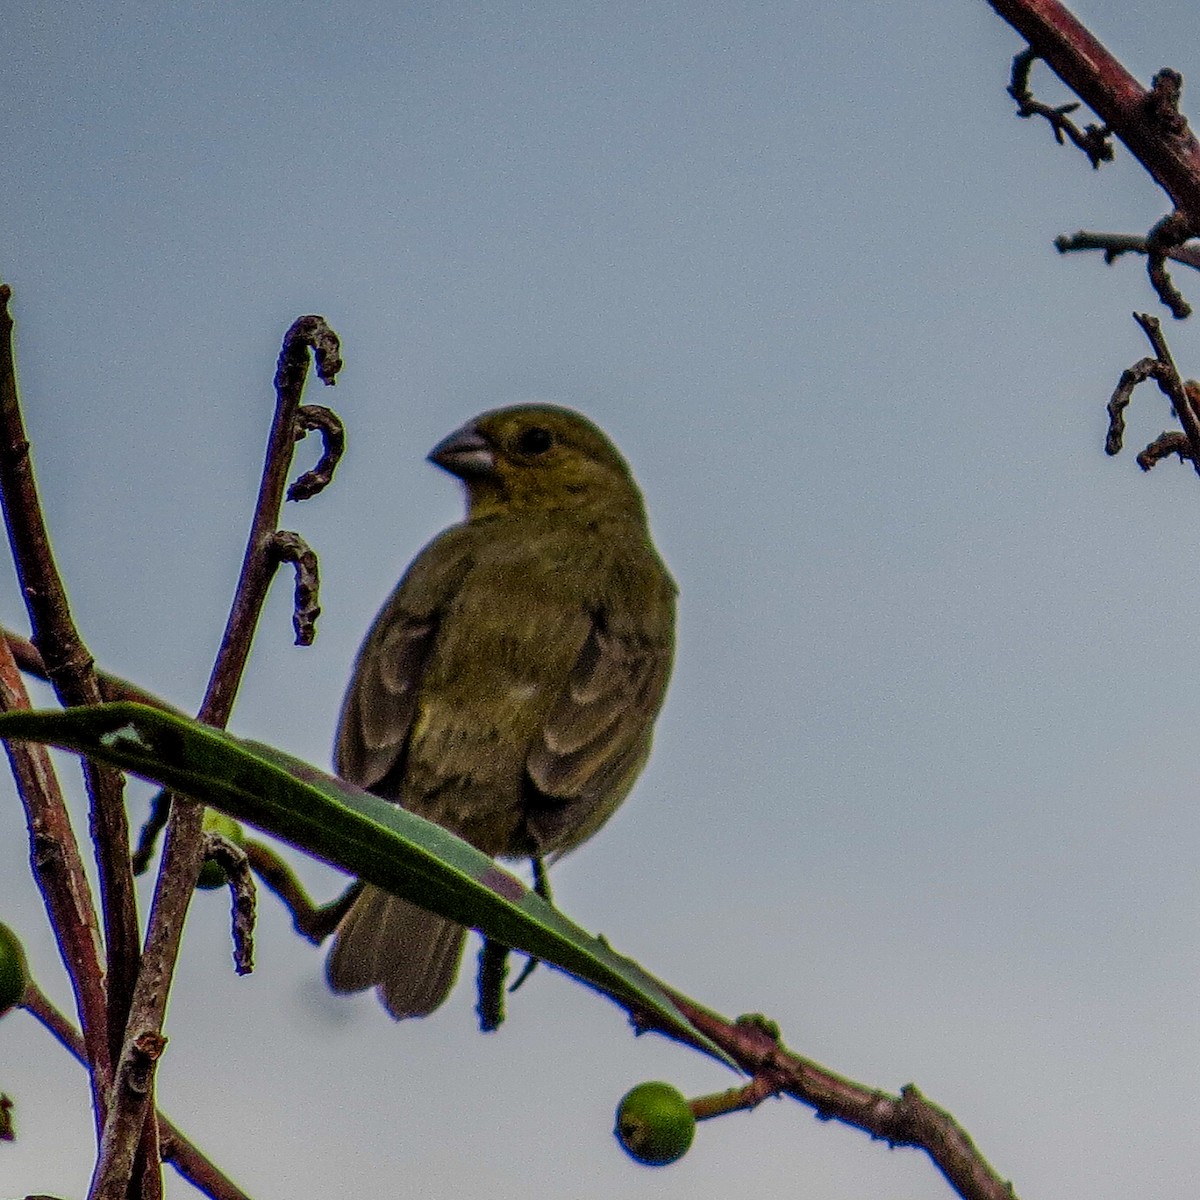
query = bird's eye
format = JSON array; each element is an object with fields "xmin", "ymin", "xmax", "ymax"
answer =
[{"xmin": 514, "ymin": 426, "xmax": 554, "ymax": 456}]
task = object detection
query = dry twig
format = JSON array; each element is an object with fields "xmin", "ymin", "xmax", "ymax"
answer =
[
  {"xmin": 1008, "ymin": 47, "xmax": 1113, "ymax": 166},
  {"xmin": 22, "ymin": 982, "xmax": 254, "ymax": 1200},
  {"xmin": 200, "ymin": 832, "xmax": 257, "ymax": 976},
  {"xmin": 1105, "ymin": 312, "xmax": 1200, "ymax": 477},
  {"xmin": 0, "ymin": 285, "xmax": 142, "ymax": 1112},
  {"xmin": 89, "ymin": 317, "xmax": 342, "ymax": 1200}
]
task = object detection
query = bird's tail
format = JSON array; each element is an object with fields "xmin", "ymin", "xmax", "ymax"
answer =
[{"xmin": 326, "ymin": 884, "xmax": 466, "ymax": 1019}]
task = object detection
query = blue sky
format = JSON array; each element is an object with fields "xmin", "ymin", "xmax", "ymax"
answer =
[{"xmin": 2, "ymin": 2, "xmax": 1198, "ymax": 1197}]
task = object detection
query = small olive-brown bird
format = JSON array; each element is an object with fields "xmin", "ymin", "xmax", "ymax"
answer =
[{"xmin": 326, "ymin": 404, "xmax": 676, "ymax": 1018}]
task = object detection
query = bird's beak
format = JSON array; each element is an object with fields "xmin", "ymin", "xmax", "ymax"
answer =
[{"xmin": 428, "ymin": 421, "xmax": 496, "ymax": 479}]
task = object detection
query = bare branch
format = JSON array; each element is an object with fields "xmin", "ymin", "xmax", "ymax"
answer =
[
  {"xmin": 0, "ymin": 285, "xmax": 143, "ymax": 1106},
  {"xmin": 201, "ymin": 315, "xmax": 342, "ymax": 721},
  {"xmin": 21, "ymin": 982, "xmax": 255, "ymax": 1200},
  {"xmin": 0, "ymin": 633, "xmax": 111, "ymax": 1114},
  {"xmin": 1136, "ymin": 429, "xmax": 1191, "ymax": 470},
  {"xmin": 1145, "ymin": 211, "xmax": 1196, "ymax": 317},
  {"xmin": 645, "ymin": 995, "xmax": 1018, "ymax": 1200},
  {"xmin": 989, "ymin": 1, "xmax": 1200, "ymax": 232},
  {"xmin": 91, "ymin": 317, "xmax": 342, "ymax": 1200},
  {"xmin": 1055, "ymin": 230, "xmax": 1200, "ymax": 272},
  {"xmin": 1104, "ymin": 313, "xmax": 1200, "ymax": 477},
  {"xmin": 1008, "ymin": 48, "xmax": 1113, "ymax": 166},
  {"xmin": 1105, "ymin": 356, "xmax": 1170, "ymax": 456},
  {"xmin": 241, "ymin": 841, "xmax": 358, "ymax": 944}
]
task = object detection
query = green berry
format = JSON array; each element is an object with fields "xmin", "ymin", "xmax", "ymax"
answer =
[
  {"xmin": 614, "ymin": 1081, "xmax": 695, "ymax": 1166},
  {"xmin": 195, "ymin": 810, "xmax": 246, "ymax": 891},
  {"xmin": 0, "ymin": 923, "xmax": 29, "ymax": 1016}
]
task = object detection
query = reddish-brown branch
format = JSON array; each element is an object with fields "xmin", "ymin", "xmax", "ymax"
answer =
[
  {"xmin": 22, "ymin": 982, "xmax": 255, "ymax": 1200},
  {"xmin": 90, "ymin": 317, "xmax": 341, "ymax": 1200},
  {"xmin": 0, "ymin": 632, "xmax": 111, "ymax": 1116},
  {"xmin": 988, "ymin": 0, "xmax": 1200, "ymax": 228},
  {"xmin": 655, "ymin": 994, "xmax": 1016, "ymax": 1200},
  {"xmin": 0, "ymin": 285, "xmax": 143, "ymax": 1131}
]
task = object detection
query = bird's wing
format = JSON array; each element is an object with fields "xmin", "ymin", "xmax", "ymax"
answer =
[
  {"xmin": 334, "ymin": 531, "xmax": 473, "ymax": 792},
  {"xmin": 524, "ymin": 599, "xmax": 674, "ymax": 854}
]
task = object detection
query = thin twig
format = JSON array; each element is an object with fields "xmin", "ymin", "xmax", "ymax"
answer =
[
  {"xmin": 688, "ymin": 1075, "xmax": 780, "ymax": 1121},
  {"xmin": 0, "ymin": 633, "xmax": 111, "ymax": 1112},
  {"xmin": 90, "ymin": 317, "xmax": 342, "ymax": 1200},
  {"xmin": 988, "ymin": 0, "xmax": 1200, "ymax": 234},
  {"xmin": 1105, "ymin": 356, "xmax": 1169, "ymax": 456},
  {"xmin": 1008, "ymin": 47, "xmax": 1113, "ymax": 166},
  {"xmin": 131, "ymin": 791, "xmax": 171, "ymax": 876},
  {"xmin": 200, "ymin": 832, "xmax": 256, "ymax": 976},
  {"xmin": 1139, "ymin": 313, "xmax": 1200, "ymax": 468},
  {"xmin": 1136, "ymin": 428, "xmax": 1191, "ymax": 470},
  {"xmin": 1055, "ymin": 231, "xmax": 1200, "ymax": 272},
  {"xmin": 241, "ymin": 841, "xmax": 357, "ymax": 944},
  {"xmin": 21, "ymin": 981, "xmax": 254, "ymax": 1200},
  {"xmin": 1104, "ymin": 313, "xmax": 1200, "ymax": 480},
  {"xmin": 0, "ymin": 285, "xmax": 143, "ymax": 1130},
  {"xmin": 1145, "ymin": 211, "xmax": 1195, "ymax": 318}
]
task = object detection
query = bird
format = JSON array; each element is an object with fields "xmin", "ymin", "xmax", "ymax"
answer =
[{"xmin": 326, "ymin": 403, "xmax": 676, "ymax": 1019}]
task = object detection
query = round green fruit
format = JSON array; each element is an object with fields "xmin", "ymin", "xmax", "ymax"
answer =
[
  {"xmin": 0, "ymin": 922, "xmax": 29, "ymax": 1016},
  {"xmin": 195, "ymin": 810, "xmax": 246, "ymax": 891},
  {"xmin": 614, "ymin": 1081, "xmax": 695, "ymax": 1166}
]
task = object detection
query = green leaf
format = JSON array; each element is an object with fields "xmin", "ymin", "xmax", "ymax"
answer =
[{"xmin": 0, "ymin": 702, "xmax": 725, "ymax": 1060}]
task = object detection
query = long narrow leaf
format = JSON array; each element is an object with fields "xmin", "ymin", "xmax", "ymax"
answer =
[{"xmin": 0, "ymin": 702, "xmax": 727, "ymax": 1061}]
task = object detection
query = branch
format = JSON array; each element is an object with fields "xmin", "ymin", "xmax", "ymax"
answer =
[
  {"xmin": 646, "ymin": 997, "xmax": 1017, "ymax": 1200},
  {"xmin": 1055, "ymin": 230, "xmax": 1200, "ymax": 272},
  {"xmin": 1008, "ymin": 46, "xmax": 1113, "ymax": 167},
  {"xmin": 992, "ymin": 1, "xmax": 1200, "ymax": 315},
  {"xmin": 89, "ymin": 317, "xmax": 342, "ymax": 1200},
  {"xmin": 241, "ymin": 840, "xmax": 357, "ymax": 944},
  {"xmin": 0, "ymin": 632, "xmax": 353, "ymax": 952},
  {"xmin": 1145, "ymin": 210, "xmax": 1195, "ymax": 317},
  {"xmin": 989, "ymin": 1, "xmax": 1200, "ymax": 224},
  {"xmin": 0, "ymin": 633, "xmax": 110, "ymax": 1111},
  {"xmin": 0, "ymin": 285, "xmax": 142, "ymax": 1123},
  {"xmin": 21, "ymin": 982, "xmax": 254, "ymax": 1200},
  {"xmin": 1104, "ymin": 312, "xmax": 1200, "ymax": 476}
]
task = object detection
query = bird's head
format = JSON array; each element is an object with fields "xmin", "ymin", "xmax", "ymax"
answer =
[{"xmin": 428, "ymin": 404, "xmax": 647, "ymax": 523}]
